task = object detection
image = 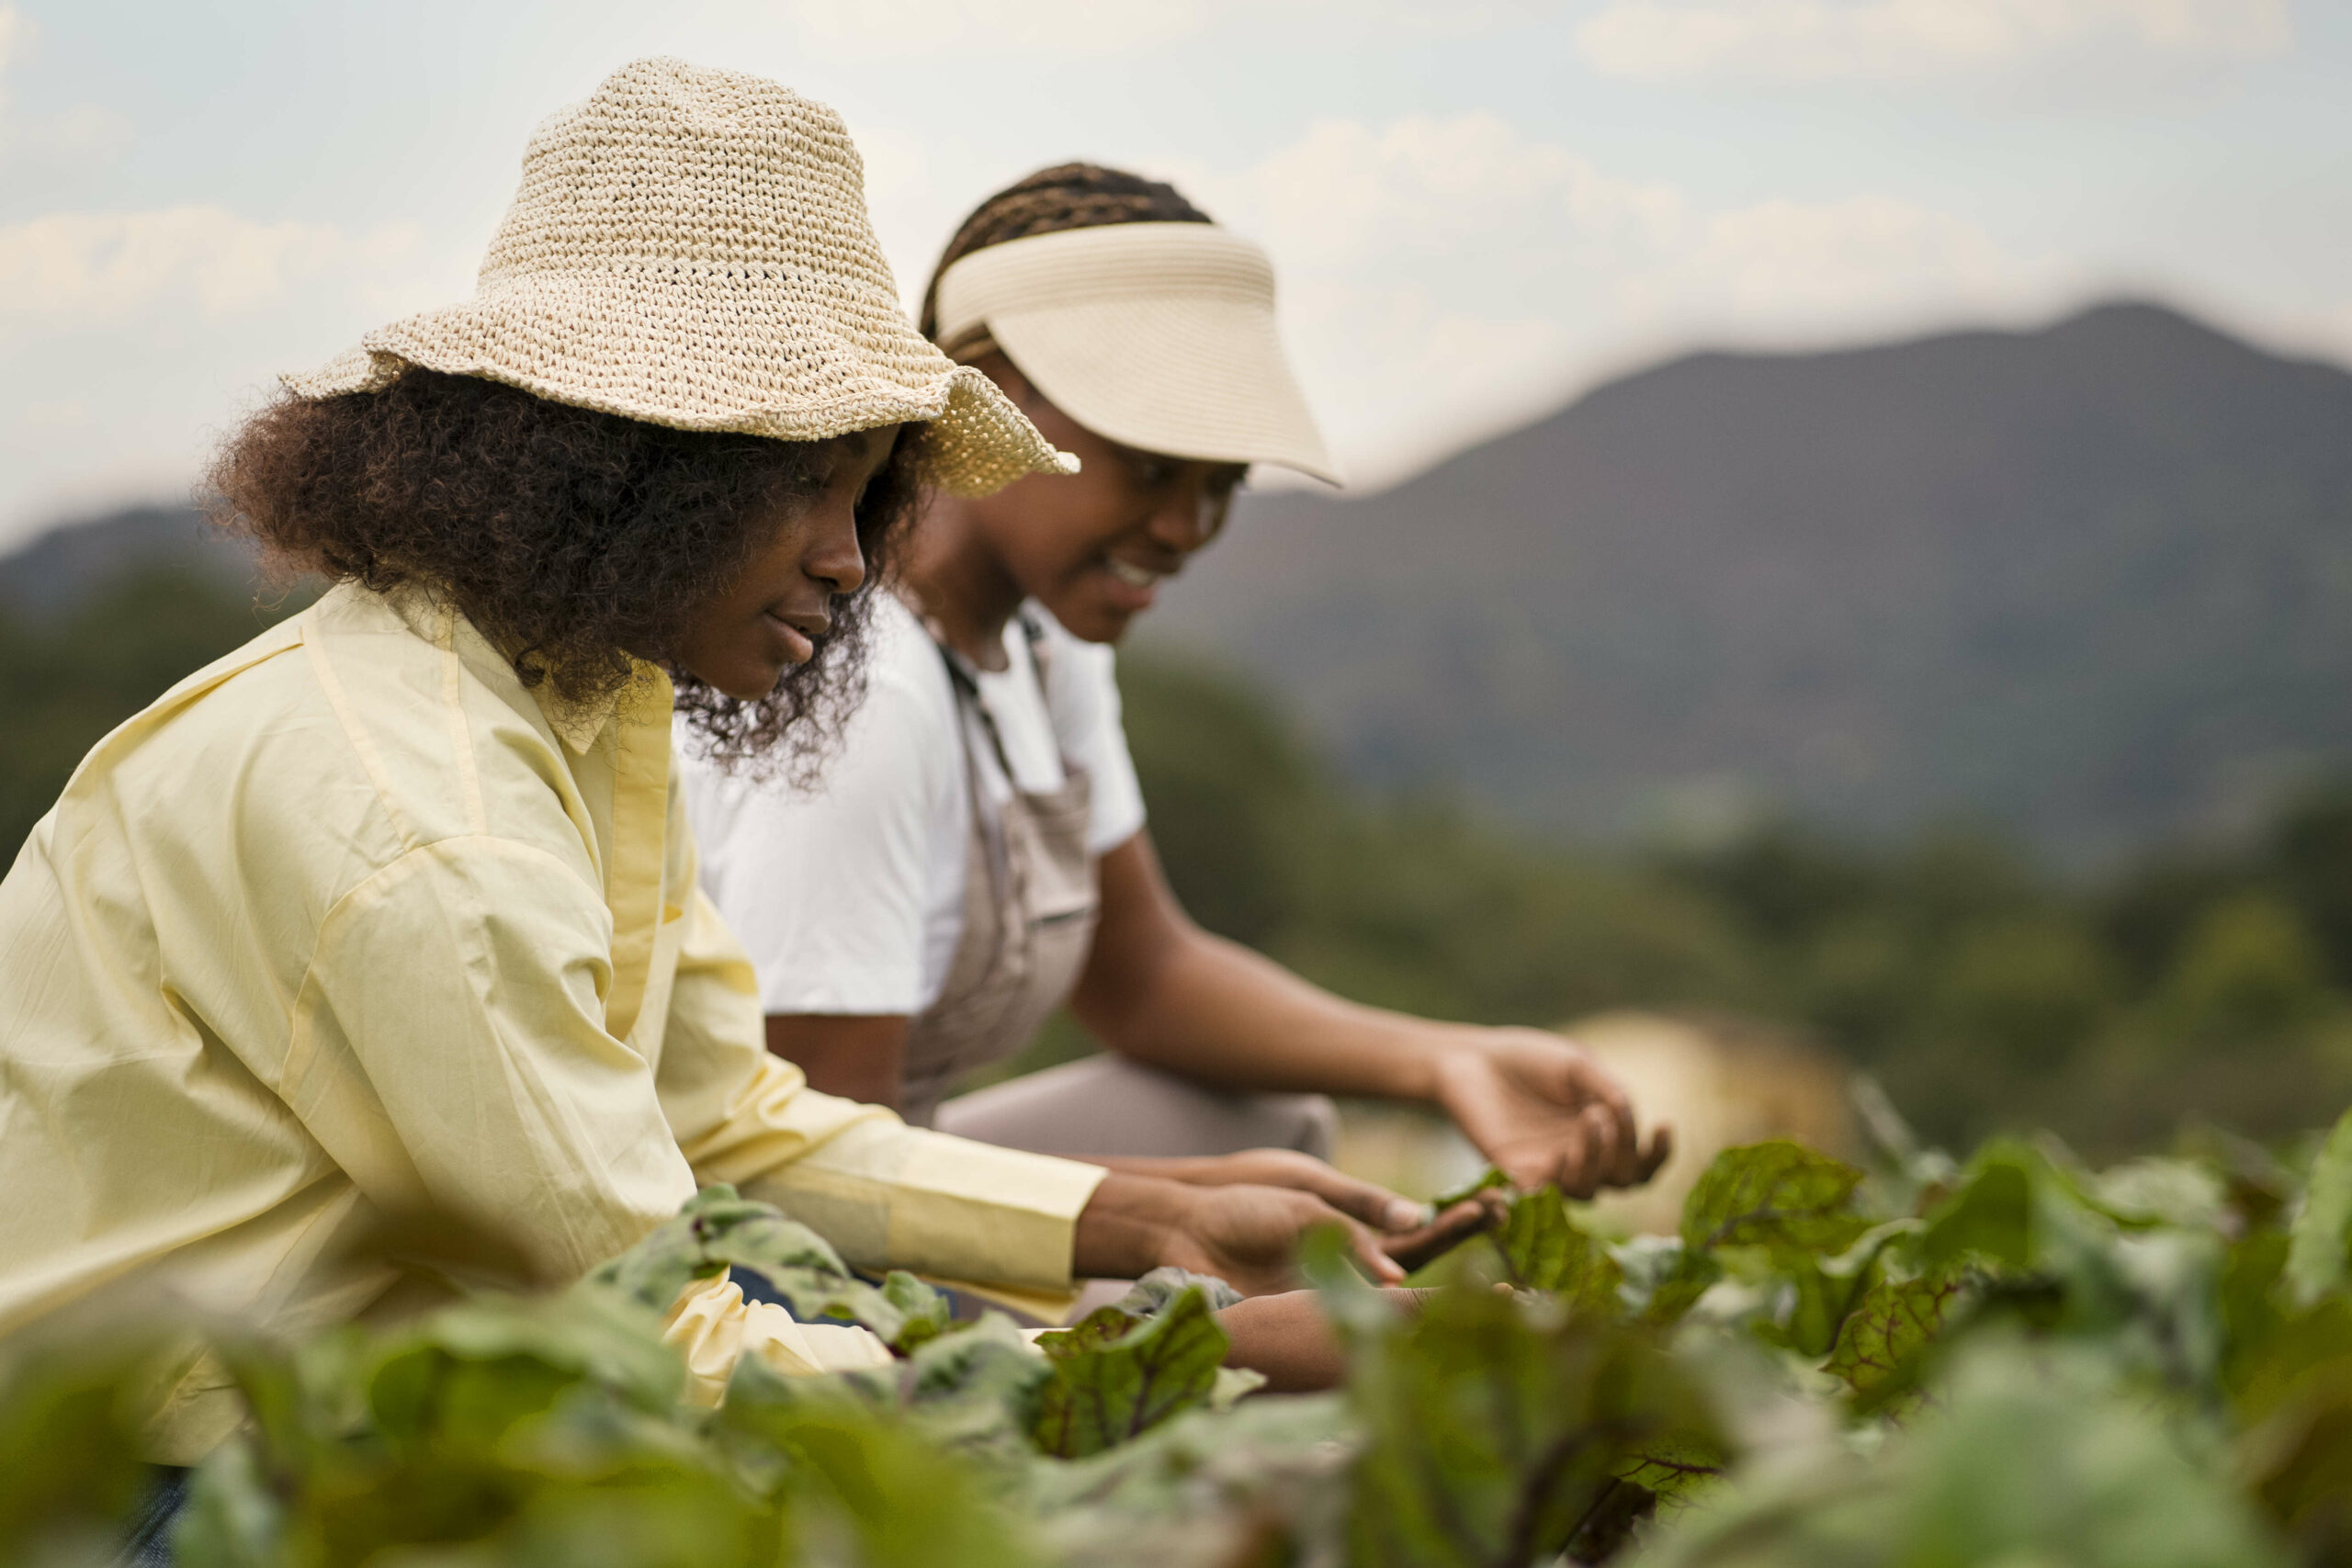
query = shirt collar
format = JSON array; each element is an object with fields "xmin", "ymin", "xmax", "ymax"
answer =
[
  {"xmin": 538, "ymin": 685, "xmax": 625, "ymax": 756},
  {"xmin": 366, "ymin": 580, "xmax": 646, "ymax": 757}
]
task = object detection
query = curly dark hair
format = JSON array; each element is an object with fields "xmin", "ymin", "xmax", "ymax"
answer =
[
  {"xmin": 206, "ymin": 367, "xmax": 922, "ymax": 781},
  {"xmin": 919, "ymin": 163, "xmax": 1213, "ymax": 345}
]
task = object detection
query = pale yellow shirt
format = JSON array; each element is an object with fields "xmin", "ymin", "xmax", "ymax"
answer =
[{"xmin": 0, "ymin": 581, "xmax": 1104, "ymax": 1456}]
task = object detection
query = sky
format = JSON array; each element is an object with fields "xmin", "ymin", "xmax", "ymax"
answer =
[{"xmin": 2, "ymin": 0, "xmax": 2348, "ymax": 549}]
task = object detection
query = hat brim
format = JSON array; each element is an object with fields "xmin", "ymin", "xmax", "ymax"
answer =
[
  {"xmin": 285, "ymin": 270, "xmax": 1075, "ymax": 499},
  {"xmin": 985, "ymin": 291, "xmax": 1340, "ymax": 487}
]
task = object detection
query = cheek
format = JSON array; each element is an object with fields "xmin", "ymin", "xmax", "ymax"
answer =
[
  {"xmin": 987, "ymin": 480, "xmax": 1127, "ymax": 580},
  {"xmin": 673, "ymin": 610, "xmax": 763, "ymax": 699},
  {"xmin": 672, "ymin": 550, "xmax": 791, "ymax": 694}
]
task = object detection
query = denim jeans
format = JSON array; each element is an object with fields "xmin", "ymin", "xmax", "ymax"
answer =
[{"xmin": 116, "ymin": 1466, "xmax": 188, "ymax": 1568}]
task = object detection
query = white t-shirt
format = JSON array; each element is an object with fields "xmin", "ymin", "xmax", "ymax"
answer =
[{"xmin": 679, "ymin": 593, "xmax": 1147, "ymax": 1017}]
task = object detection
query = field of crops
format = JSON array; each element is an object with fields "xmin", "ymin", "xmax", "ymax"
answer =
[{"xmin": 8, "ymin": 1096, "xmax": 2352, "ymax": 1567}]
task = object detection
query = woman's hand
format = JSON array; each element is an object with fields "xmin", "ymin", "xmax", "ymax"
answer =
[
  {"xmin": 1216, "ymin": 1287, "xmax": 1433, "ymax": 1392},
  {"xmin": 1077, "ymin": 1152, "xmax": 1496, "ymax": 1288},
  {"xmin": 1431, "ymin": 1028, "xmax": 1673, "ymax": 1197},
  {"xmin": 1094, "ymin": 1148, "xmax": 1429, "ymax": 1233},
  {"xmin": 1071, "ymin": 1172, "xmax": 1405, "ymax": 1296},
  {"xmin": 1161, "ymin": 1180, "xmax": 1409, "ymax": 1294}
]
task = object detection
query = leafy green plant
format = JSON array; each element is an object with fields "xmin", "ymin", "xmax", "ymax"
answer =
[
  {"xmin": 1028, "ymin": 1287, "xmax": 1232, "ymax": 1460},
  {"xmin": 20, "ymin": 1107, "xmax": 2352, "ymax": 1566}
]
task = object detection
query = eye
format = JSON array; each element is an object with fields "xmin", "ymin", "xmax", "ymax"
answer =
[{"xmin": 1124, "ymin": 450, "xmax": 1182, "ymax": 491}]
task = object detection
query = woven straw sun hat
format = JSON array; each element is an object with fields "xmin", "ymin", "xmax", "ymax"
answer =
[
  {"xmin": 933, "ymin": 220, "xmax": 1340, "ymax": 487},
  {"xmin": 288, "ymin": 57, "xmax": 1073, "ymax": 498}
]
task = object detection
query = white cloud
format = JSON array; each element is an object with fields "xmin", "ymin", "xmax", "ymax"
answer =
[
  {"xmin": 775, "ymin": 0, "xmax": 1206, "ymax": 56},
  {"xmin": 769, "ymin": 0, "xmax": 1566, "ymax": 59},
  {"xmin": 1577, "ymin": 0, "xmax": 2291, "ymax": 84},
  {"xmin": 1229, "ymin": 113, "xmax": 1683, "ymax": 269},
  {"xmin": 0, "ymin": 206, "xmax": 419, "ymax": 330},
  {"xmin": 0, "ymin": 203, "xmax": 462, "ymax": 547},
  {"xmin": 0, "ymin": 6, "xmax": 136, "ymax": 168},
  {"xmin": 1660, "ymin": 197, "xmax": 2022, "ymax": 318},
  {"xmin": 41, "ymin": 102, "xmax": 134, "ymax": 157},
  {"xmin": 1182, "ymin": 111, "xmax": 2067, "ymax": 487}
]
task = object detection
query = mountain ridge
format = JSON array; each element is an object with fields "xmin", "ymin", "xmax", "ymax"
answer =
[{"xmin": 1143, "ymin": 301, "xmax": 2352, "ymax": 861}]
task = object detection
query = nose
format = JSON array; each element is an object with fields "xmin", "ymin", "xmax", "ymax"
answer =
[{"xmin": 805, "ymin": 492, "xmax": 868, "ymax": 598}]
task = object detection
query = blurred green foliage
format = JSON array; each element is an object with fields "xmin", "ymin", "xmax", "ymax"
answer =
[
  {"xmin": 1114, "ymin": 649, "xmax": 2352, "ymax": 1157},
  {"xmin": 26, "ymin": 1116, "xmax": 2352, "ymax": 1566},
  {"xmin": 0, "ymin": 566, "xmax": 308, "ymax": 865},
  {"xmin": 7, "ymin": 568, "xmax": 2350, "ymax": 1157}
]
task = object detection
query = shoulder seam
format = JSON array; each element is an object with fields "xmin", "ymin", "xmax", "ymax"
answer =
[{"xmin": 300, "ymin": 622, "xmax": 420, "ymax": 854}]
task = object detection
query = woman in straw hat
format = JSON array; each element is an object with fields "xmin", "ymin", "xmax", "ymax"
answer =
[
  {"xmin": 0, "ymin": 63, "xmax": 1429, "ymax": 1483},
  {"xmin": 683, "ymin": 165, "xmax": 1671, "ymax": 1221}
]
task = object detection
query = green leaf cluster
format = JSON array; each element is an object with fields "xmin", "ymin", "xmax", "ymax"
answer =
[
  {"xmin": 18, "ymin": 1110, "xmax": 2352, "ymax": 1566},
  {"xmin": 581, "ymin": 1185, "xmax": 951, "ymax": 1355}
]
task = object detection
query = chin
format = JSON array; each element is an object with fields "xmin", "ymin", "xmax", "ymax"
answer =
[
  {"xmin": 715, "ymin": 665, "xmax": 786, "ymax": 704},
  {"xmin": 1056, "ymin": 603, "xmax": 1136, "ymax": 646}
]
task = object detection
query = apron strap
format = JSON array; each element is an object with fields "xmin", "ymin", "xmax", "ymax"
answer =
[
  {"xmin": 897, "ymin": 599, "xmax": 1101, "ymax": 1126},
  {"xmin": 919, "ymin": 604, "xmax": 1075, "ymax": 785}
]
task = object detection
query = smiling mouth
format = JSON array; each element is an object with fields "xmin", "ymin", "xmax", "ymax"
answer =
[{"xmin": 1105, "ymin": 559, "xmax": 1161, "ymax": 589}]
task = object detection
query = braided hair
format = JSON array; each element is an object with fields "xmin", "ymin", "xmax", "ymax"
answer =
[{"xmin": 918, "ymin": 164, "xmax": 1213, "ymax": 344}]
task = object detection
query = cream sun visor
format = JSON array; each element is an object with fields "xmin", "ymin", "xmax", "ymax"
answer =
[{"xmin": 933, "ymin": 223, "xmax": 1340, "ymax": 487}]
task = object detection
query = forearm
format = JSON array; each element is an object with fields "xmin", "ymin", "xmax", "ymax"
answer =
[
  {"xmin": 1077, "ymin": 923, "xmax": 1477, "ymax": 1103},
  {"xmin": 1216, "ymin": 1288, "xmax": 1434, "ymax": 1393},
  {"xmin": 763, "ymin": 1012, "xmax": 909, "ymax": 1110}
]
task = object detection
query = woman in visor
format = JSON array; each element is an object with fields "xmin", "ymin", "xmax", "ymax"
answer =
[{"xmin": 683, "ymin": 166, "xmax": 1671, "ymax": 1234}]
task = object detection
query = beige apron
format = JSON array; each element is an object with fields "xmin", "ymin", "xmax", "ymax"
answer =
[{"xmin": 899, "ymin": 611, "xmax": 1100, "ymax": 1127}]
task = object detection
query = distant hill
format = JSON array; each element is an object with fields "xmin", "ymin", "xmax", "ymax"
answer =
[
  {"xmin": 0, "ymin": 503, "xmax": 255, "ymax": 623},
  {"xmin": 1144, "ymin": 303, "xmax": 2352, "ymax": 862}
]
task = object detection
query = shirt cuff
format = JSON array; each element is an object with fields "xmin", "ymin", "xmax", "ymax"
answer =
[{"xmin": 751, "ymin": 1120, "xmax": 1110, "ymax": 1292}]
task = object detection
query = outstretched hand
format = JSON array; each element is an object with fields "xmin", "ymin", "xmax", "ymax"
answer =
[
  {"xmin": 1154, "ymin": 1147, "xmax": 1432, "ymax": 1234},
  {"xmin": 1093, "ymin": 1148, "xmax": 1502, "ymax": 1283},
  {"xmin": 1159, "ymin": 1180, "xmax": 1406, "ymax": 1295},
  {"xmin": 1432, "ymin": 1028, "xmax": 1673, "ymax": 1197},
  {"xmin": 1073, "ymin": 1171, "xmax": 1423, "ymax": 1297}
]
